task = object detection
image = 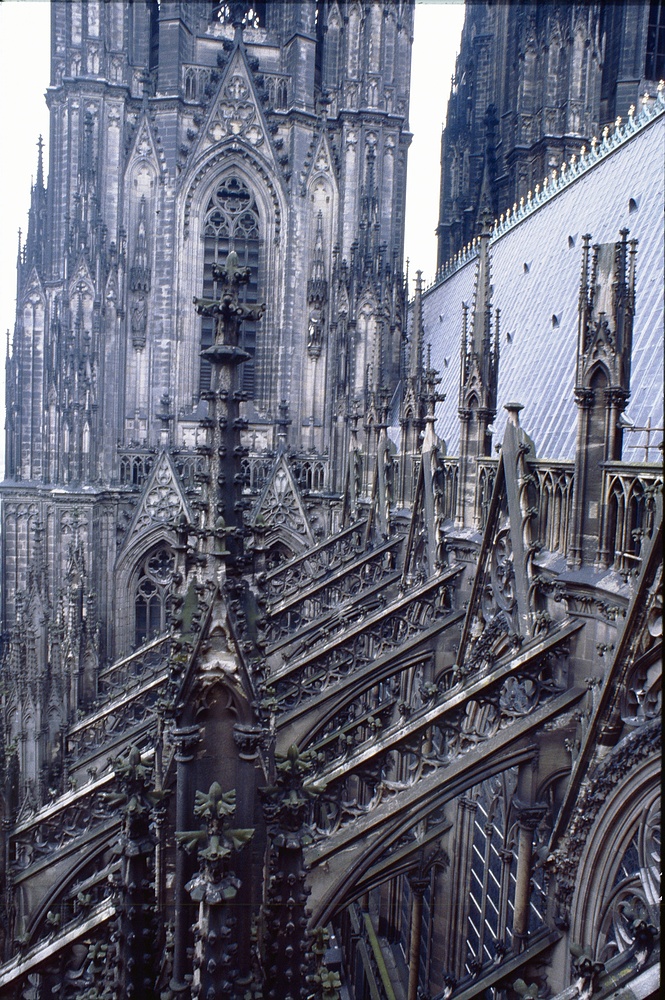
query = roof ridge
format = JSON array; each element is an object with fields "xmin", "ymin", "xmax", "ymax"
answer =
[{"xmin": 428, "ymin": 85, "xmax": 665, "ymax": 294}]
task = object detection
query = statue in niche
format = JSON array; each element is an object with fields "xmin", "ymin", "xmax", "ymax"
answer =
[
  {"xmin": 131, "ymin": 294, "xmax": 147, "ymax": 349},
  {"xmin": 383, "ymin": 444, "xmax": 394, "ymax": 507},
  {"xmin": 353, "ymin": 448, "xmax": 362, "ymax": 502},
  {"xmin": 307, "ymin": 308, "xmax": 324, "ymax": 359}
]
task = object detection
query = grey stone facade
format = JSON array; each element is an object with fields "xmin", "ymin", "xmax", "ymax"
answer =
[{"xmin": 0, "ymin": 3, "xmax": 661, "ymax": 999}]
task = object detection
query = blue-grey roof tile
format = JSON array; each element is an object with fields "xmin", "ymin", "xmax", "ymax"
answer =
[{"xmin": 410, "ymin": 112, "xmax": 664, "ymax": 462}]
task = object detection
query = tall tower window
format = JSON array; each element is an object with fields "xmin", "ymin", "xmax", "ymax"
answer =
[
  {"xmin": 201, "ymin": 176, "xmax": 261, "ymax": 396},
  {"xmin": 645, "ymin": 0, "xmax": 665, "ymax": 80},
  {"xmin": 134, "ymin": 545, "xmax": 175, "ymax": 648}
]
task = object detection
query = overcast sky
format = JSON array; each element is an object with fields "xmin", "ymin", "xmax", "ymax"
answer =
[{"xmin": 0, "ymin": 0, "xmax": 465, "ymax": 472}]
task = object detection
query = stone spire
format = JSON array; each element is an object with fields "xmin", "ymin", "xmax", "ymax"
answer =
[
  {"xmin": 177, "ymin": 783, "xmax": 254, "ymax": 998},
  {"xmin": 459, "ymin": 221, "xmax": 499, "ymax": 437},
  {"xmin": 569, "ymin": 229, "xmax": 638, "ymax": 567},
  {"xmin": 455, "ymin": 225, "xmax": 500, "ymax": 527},
  {"xmin": 193, "ymin": 249, "xmax": 266, "ymax": 575},
  {"xmin": 307, "ymin": 212, "xmax": 328, "ymax": 360},
  {"xmin": 23, "ymin": 136, "xmax": 47, "ymax": 275},
  {"xmin": 410, "ymin": 269, "xmax": 425, "ymax": 381}
]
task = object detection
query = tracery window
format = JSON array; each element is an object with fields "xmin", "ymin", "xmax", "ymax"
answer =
[
  {"xmin": 201, "ymin": 176, "xmax": 261, "ymax": 396},
  {"xmin": 596, "ymin": 797, "xmax": 660, "ymax": 964},
  {"xmin": 465, "ymin": 770, "xmax": 518, "ymax": 975},
  {"xmin": 134, "ymin": 545, "xmax": 175, "ymax": 648}
]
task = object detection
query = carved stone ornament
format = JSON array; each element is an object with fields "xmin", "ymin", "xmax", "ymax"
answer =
[
  {"xmin": 307, "ymin": 309, "xmax": 324, "ymax": 359},
  {"xmin": 209, "ymin": 74, "xmax": 264, "ymax": 147},
  {"xmin": 548, "ymin": 719, "xmax": 660, "ymax": 926},
  {"xmin": 143, "ymin": 468, "xmax": 184, "ymax": 523},
  {"xmin": 130, "ymin": 293, "xmax": 147, "ymax": 349},
  {"xmin": 129, "ymin": 453, "xmax": 192, "ymax": 535},
  {"xmin": 490, "ymin": 526, "xmax": 516, "ymax": 613}
]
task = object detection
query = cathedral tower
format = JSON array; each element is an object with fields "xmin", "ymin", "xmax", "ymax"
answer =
[
  {"xmin": 2, "ymin": 1, "xmax": 415, "ymax": 749},
  {"xmin": 436, "ymin": 0, "xmax": 663, "ymax": 267}
]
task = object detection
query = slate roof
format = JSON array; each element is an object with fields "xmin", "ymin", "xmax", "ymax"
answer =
[{"xmin": 409, "ymin": 105, "xmax": 664, "ymax": 462}]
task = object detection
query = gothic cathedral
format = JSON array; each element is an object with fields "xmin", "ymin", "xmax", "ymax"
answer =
[{"xmin": 0, "ymin": 3, "xmax": 662, "ymax": 1000}]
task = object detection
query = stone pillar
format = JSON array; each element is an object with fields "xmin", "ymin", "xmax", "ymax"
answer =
[
  {"xmin": 497, "ymin": 846, "xmax": 514, "ymax": 949},
  {"xmin": 512, "ymin": 805, "xmax": 545, "ymax": 951},
  {"xmin": 170, "ymin": 724, "xmax": 201, "ymax": 993},
  {"xmin": 455, "ymin": 409, "xmax": 471, "ymax": 528},
  {"xmin": 233, "ymin": 722, "xmax": 264, "ymax": 983},
  {"xmin": 568, "ymin": 387, "xmax": 593, "ymax": 568},
  {"xmin": 406, "ymin": 873, "xmax": 430, "ymax": 1000},
  {"xmin": 597, "ymin": 386, "xmax": 629, "ymax": 567},
  {"xmin": 449, "ymin": 795, "xmax": 477, "ymax": 977}
]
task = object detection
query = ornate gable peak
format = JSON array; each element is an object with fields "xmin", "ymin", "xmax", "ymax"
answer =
[
  {"xmin": 127, "ymin": 112, "xmax": 163, "ymax": 171},
  {"xmin": 192, "ymin": 45, "xmax": 275, "ymax": 166},
  {"xmin": 250, "ymin": 452, "xmax": 315, "ymax": 548},
  {"xmin": 21, "ymin": 265, "xmax": 46, "ymax": 303},
  {"xmin": 327, "ymin": 1, "xmax": 342, "ymax": 29},
  {"xmin": 302, "ymin": 130, "xmax": 338, "ymax": 193},
  {"xmin": 105, "ymin": 266, "xmax": 119, "ymax": 305},
  {"xmin": 68, "ymin": 255, "xmax": 94, "ymax": 297},
  {"xmin": 120, "ymin": 450, "xmax": 194, "ymax": 554}
]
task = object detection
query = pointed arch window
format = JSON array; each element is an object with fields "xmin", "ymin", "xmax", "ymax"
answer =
[
  {"xmin": 464, "ymin": 770, "xmax": 519, "ymax": 975},
  {"xmin": 201, "ymin": 176, "xmax": 261, "ymax": 397},
  {"xmin": 134, "ymin": 544, "xmax": 175, "ymax": 648}
]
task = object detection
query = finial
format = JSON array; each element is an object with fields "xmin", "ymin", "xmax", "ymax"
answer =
[
  {"xmin": 276, "ymin": 398, "xmax": 291, "ymax": 446},
  {"xmin": 230, "ymin": 0, "xmax": 247, "ymax": 38},
  {"xmin": 36, "ymin": 135, "xmax": 44, "ymax": 188},
  {"xmin": 628, "ymin": 104, "xmax": 635, "ymax": 118},
  {"xmin": 504, "ymin": 402, "xmax": 524, "ymax": 426}
]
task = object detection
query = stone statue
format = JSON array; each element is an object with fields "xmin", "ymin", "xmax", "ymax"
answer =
[{"xmin": 131, "ymin": 294, "xmax": 147, "ymax": 348}]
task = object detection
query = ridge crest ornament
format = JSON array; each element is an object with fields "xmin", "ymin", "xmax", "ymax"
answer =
[{"xmin": 120, "ymin": 450, "xmax": 195, "ymax": 551}]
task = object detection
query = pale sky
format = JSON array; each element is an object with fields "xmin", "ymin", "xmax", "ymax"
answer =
[{"xmin": 0, "ymin": 0, "xmax": 465, "ymax": 473}]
